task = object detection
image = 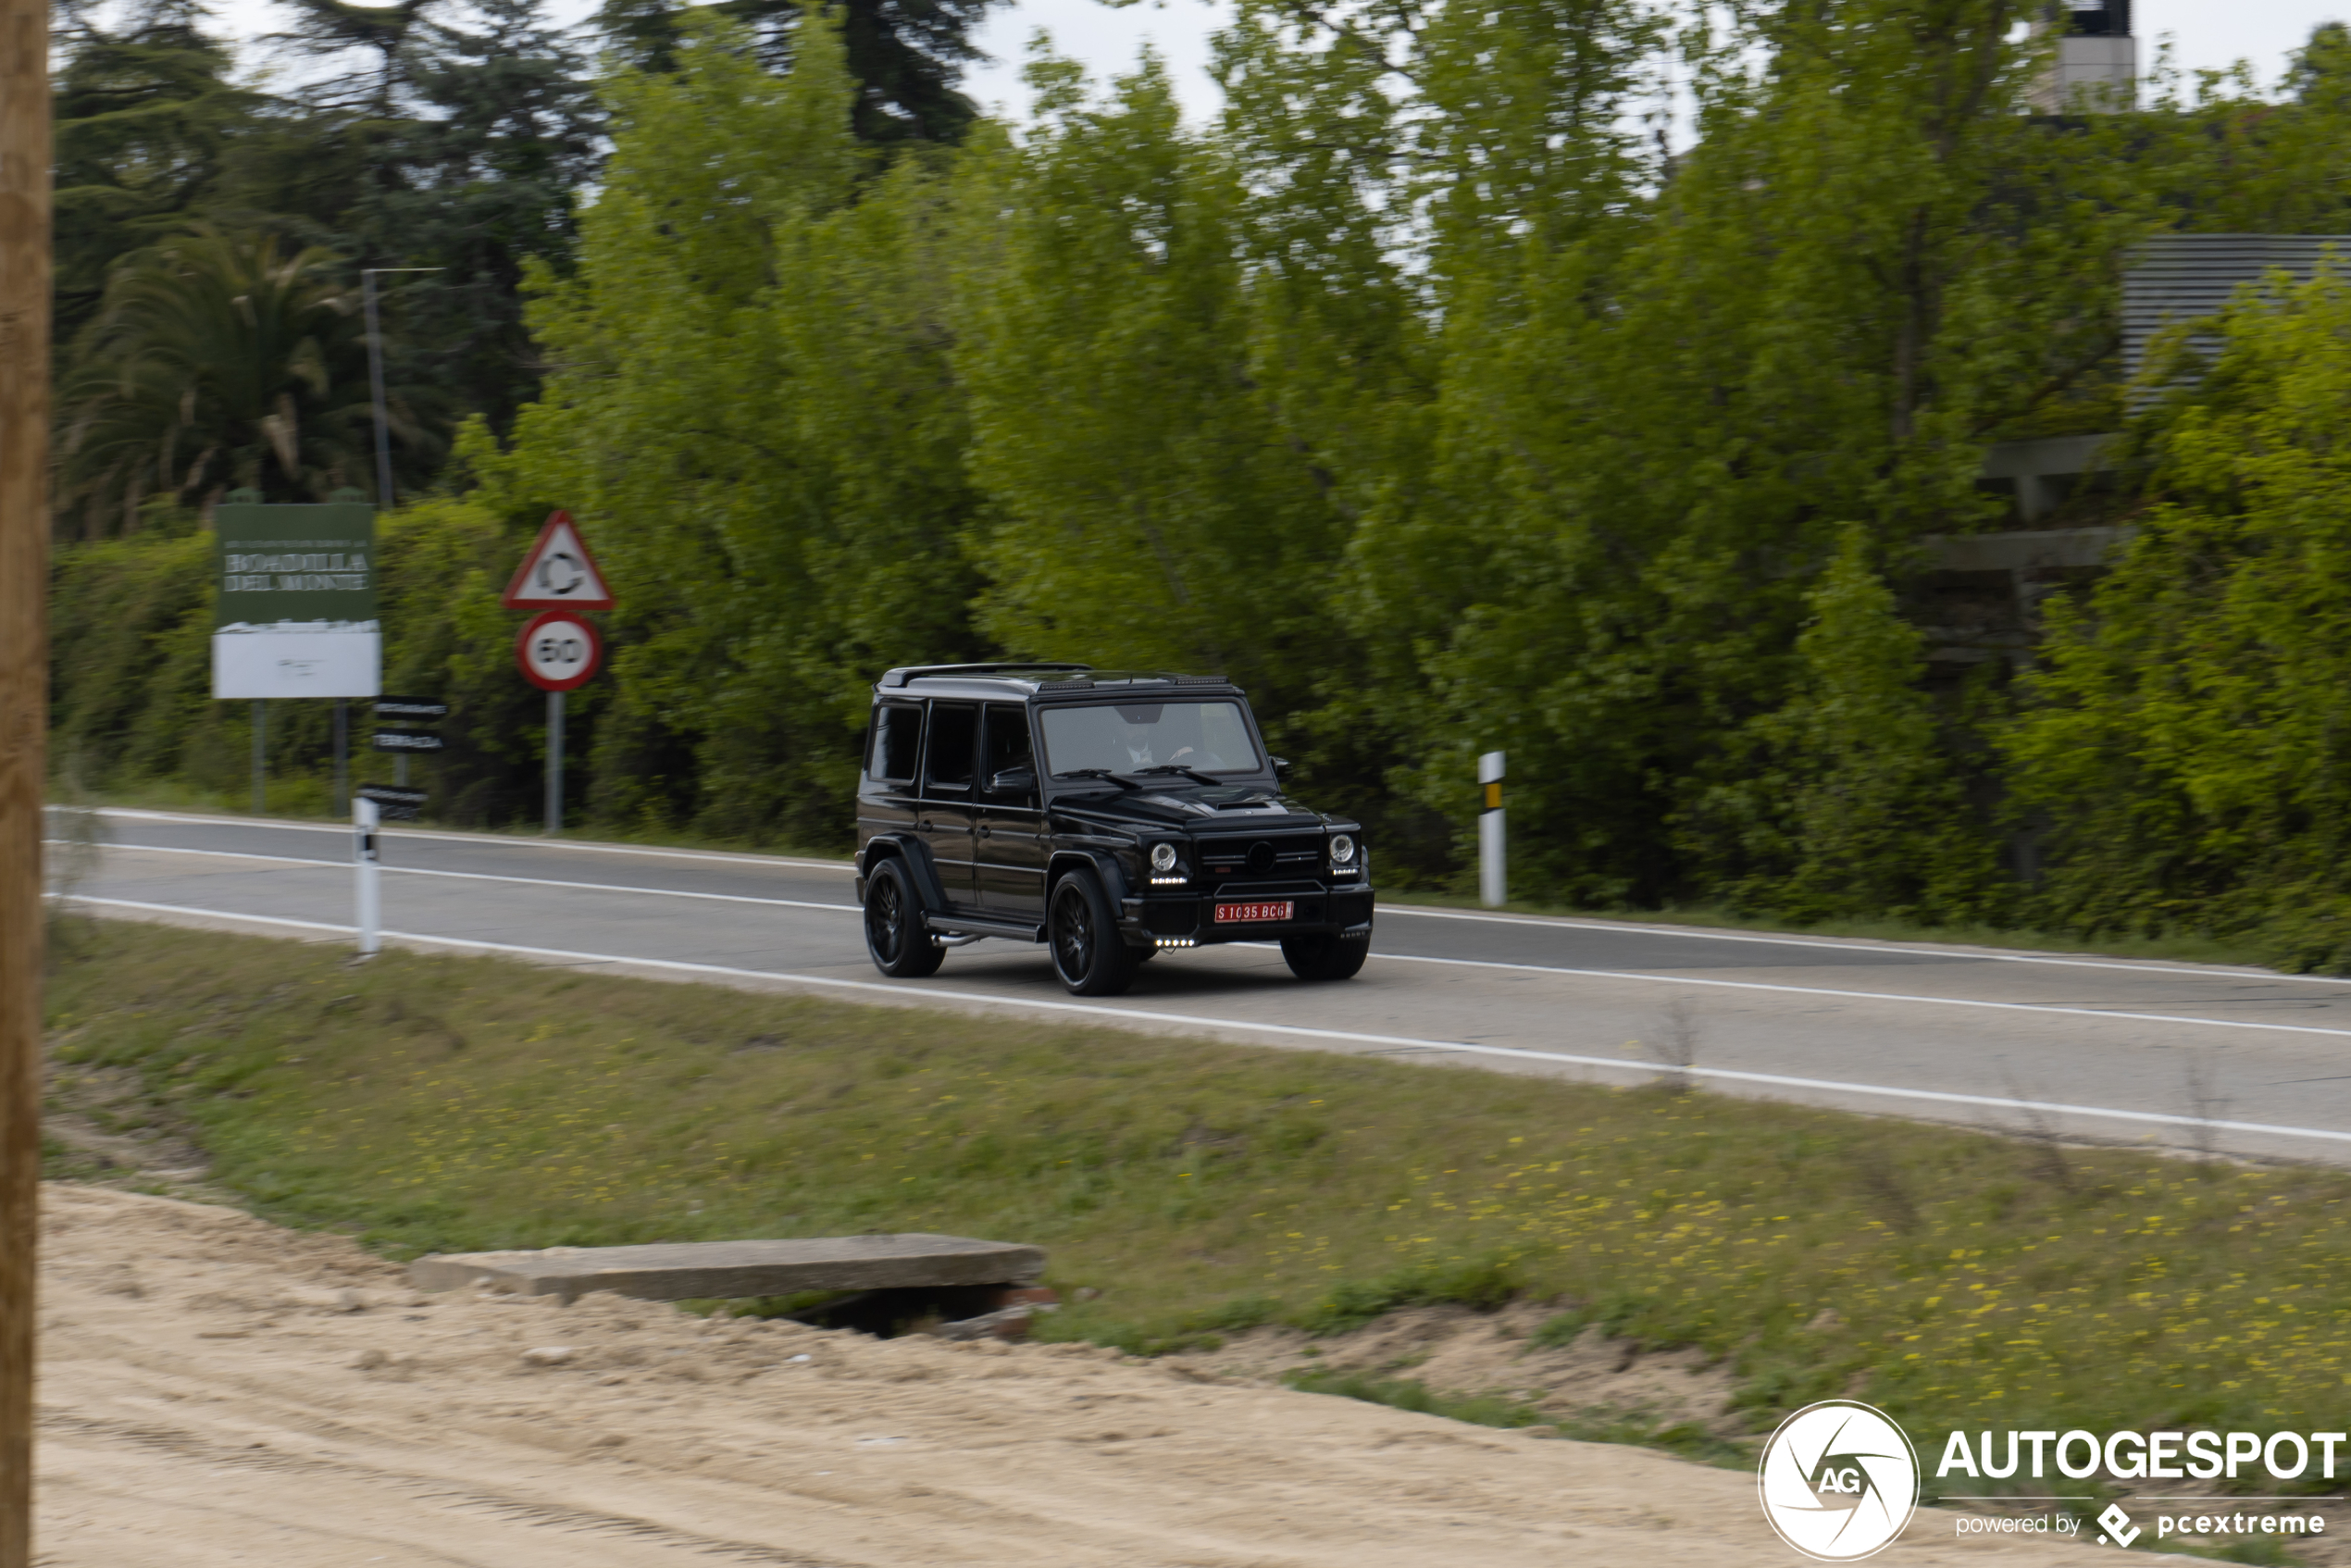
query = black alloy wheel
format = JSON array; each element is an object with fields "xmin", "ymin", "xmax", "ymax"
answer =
[
  {"xmin": 1280, "ymin": 927, "xmax": 1371, "ymax": 982},
  {"xmin": 864, "ymin": 859, "xmax": 944, "ymax": 978},
  {"xmin": 1050, "ymin": 869, "xmax": 1139, "ymax": 997}
]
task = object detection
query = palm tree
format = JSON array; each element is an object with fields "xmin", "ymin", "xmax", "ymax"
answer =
[{"xmin": 56, "ymin": 228, "xmax": 429, "ymax": 535}]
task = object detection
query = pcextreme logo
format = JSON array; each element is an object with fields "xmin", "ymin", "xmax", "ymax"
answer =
[{"xmin": 1758, "ymin": 1400, "xmax": 1921, "ymax": 1562}]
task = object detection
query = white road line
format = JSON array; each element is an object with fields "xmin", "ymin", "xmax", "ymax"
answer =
[
  {"xmin": 83, "ymin": 807, "xmax": 855, "ymax": 872},
  {"xmin": 75, "ymin": 840, "xmax": 858, "ymax": 913},
  {"xmin": 68, "ymin": 894, "xmax": 2351, "ymax": 1151},
  {"xmin": 1377, "ymin": 903, "xmax": 2334, "ymax": 984},
  {"xmin": 1362, "ymin": 950, "xmax": 2351, "ymax": 1036}
]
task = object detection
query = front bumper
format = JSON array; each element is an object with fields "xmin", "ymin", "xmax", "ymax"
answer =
[{"xmin": 1119, "ymin": 881, "xmax": 1375, "ymax": 947}]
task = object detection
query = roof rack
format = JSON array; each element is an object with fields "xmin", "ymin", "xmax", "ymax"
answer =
[
  {"xmin": 879, "ymin": 663, "xmax": 1092, "ymax": 690},
  {"xmin": 1033, "ymin": 671, "xmax": 1237, "ymax": 693}
]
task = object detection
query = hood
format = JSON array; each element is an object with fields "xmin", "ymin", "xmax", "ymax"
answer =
[{"xmin": 1051, "ymin": 781, "xmax": 1342, "ymax": 833}]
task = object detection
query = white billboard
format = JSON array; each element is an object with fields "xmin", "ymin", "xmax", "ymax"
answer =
[
  {"xmin": 210, "ymin": 501, "xmax": 381, "ymax": 701},
  {"xmin": 211, "ymin": 627, "xmax": 381, "ymax": 700}
]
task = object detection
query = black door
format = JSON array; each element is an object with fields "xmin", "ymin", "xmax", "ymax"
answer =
[
  {"xmin": 918, "ymin": 701, "xmax": 981, "ymax": 909},
  {"xmin": 976, "ymin": 703, "xmax": 1048, "ymax": 919}
]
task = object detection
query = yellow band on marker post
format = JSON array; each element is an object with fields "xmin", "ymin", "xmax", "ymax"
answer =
[{"xmin": 1484, "ymin": 782, "xmax": 1501, "ymax": 811}]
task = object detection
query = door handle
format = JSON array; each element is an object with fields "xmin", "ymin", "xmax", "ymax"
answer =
[
  {"xmin": 916, "ymin": 820, "xmax": 931, "ymax": 831},
  {"xmin": 978, "ymin": 826, "xmax": 992, "ymax": 839}
]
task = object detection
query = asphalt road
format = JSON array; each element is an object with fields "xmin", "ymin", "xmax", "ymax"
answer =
[{"xmin": 59, "ymin": 807, "xmax": 2351, "ymax": 1165}]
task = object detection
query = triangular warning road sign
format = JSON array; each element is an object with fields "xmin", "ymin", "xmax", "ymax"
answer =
[{"xmin": 502, "ymin": 511, "xmax": 615, "ymax": 611}]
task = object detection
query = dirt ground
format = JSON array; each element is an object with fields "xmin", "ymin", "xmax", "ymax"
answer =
[
  {"xmin": 31, "ymin": 1184, "xmax": 2111, "ymax": 1567},
  {"xmin": 1172, "ymin": 1298, "xmax": 1751, "ymax": 1440}
]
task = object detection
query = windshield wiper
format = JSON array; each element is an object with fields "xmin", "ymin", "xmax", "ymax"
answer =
[
  {"xmin": 1054, "ymin": 767, "xmax": 1141, "ymax": 790},
  {"xmin": 1128, "ymin": 764, "xmax": 1223, "ymax": 787}
]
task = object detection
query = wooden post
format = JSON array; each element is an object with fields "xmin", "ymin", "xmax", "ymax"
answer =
[{"xmin": 0, "ymin": 0, "xmax": 49, "ymax": 1554}]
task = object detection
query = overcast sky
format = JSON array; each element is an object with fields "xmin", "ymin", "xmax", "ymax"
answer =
[{"xmin": 193, "ymin": 0, "xmax": 2351, "ymax": 124}]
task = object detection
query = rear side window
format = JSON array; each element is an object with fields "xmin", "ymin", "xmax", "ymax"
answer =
[
  {"xmin": 869, "ymin": 704, "xmax": 921, "ymax": 784},
  {"xmin": 924, "ymin": 703, "xmax": 979, "ymax": 793}
]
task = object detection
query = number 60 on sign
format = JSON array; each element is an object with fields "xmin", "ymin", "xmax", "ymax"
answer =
[{"xmin": 516, "ymin": 609, "xmax": 602, "ymax": 691}]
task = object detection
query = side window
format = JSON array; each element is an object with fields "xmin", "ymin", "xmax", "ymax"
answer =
[
  {"xmin": 868, "ymin": 704, "xmax": 921, "ymax": 784},
  {"xmin": 982, "ymin": 705, "xmax": 1036, "ymax": 802},
  {"xmin": 922, "ymin": 703, "xmax": 979, "ymax": 794}
]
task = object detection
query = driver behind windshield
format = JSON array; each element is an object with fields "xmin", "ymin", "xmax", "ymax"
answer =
[
  {"xmin": 1040, "ymin": 700, "xmax": 1258, "ymax": 777},
  {"xmin": 1115, "ymin": 716, "xmax": 1203, "ymax": 769}
]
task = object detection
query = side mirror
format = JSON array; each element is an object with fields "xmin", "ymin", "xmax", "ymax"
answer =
[
  {"xmin": 989, "ymin": 766, "xmax": 1037, "ymax": 798},
  {"xmin": 1269, "ymin": 755, "xmax": 1291, "ymax": 780}
]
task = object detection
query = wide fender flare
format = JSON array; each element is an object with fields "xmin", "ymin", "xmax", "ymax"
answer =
[
  {"xmin": 861, "ymin": 835, "xmax": 951, "ymax": 914},
  {"xmin": 1048, "ymin": 848, "xmax": 1130, "ymax": 907}
]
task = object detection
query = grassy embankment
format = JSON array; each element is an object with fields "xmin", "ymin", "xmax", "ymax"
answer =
[{"xmin": 44, "ymin": 917, "xmax": 2351, "ymax": 1503}]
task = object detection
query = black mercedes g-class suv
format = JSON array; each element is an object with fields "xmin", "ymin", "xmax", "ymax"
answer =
[{"xmin": 854, "ymin": 664, "xmax": 1374, "ymax": 997}]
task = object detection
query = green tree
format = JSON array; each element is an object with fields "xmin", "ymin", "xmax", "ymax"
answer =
[
  {"xmin": 2006, "ymin": 271, "xmax": 2351, "ymax": 968},
  {"xmin": 56, "ymin": 228, "xmax": 408, "ymax": 533},
  {"xmin": 595, "ymin": 0, "xmax": 995, "ymax": 143},
  {"xmin": 950, "ymin": 50, "xmax": 1345, "ymax": 715},
  {"xmin": 50, "ymin": 0, "xmax": 269, "ymax": 343},
  {"xmin": 486, "ymin": 15, "xmax": 979, "ymax": 842},
  {"xmin": 1336, "ymin": 0, "xmax": 2149, "ymax": 903},
  {"xmin": 353, "ymin": 0, "xmax": 605, "ymax": 443},
  {"xmin": 1699, "ymin": 529, "xmax": 2006, "ymax": 923}
]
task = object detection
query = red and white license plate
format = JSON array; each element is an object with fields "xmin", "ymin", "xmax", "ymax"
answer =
[{"xmin": 1214, "ymin": 901, "xmax": 1295, "ymax": 925}]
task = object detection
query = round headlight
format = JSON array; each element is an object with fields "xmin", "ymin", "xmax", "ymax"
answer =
[
  {"xmin": 1151, "ymin": 842, "xmax": 1178, "ymax": 872},
  {"xmin": 1330, "ymin": 834, "xmax": 1355, "ymax": 865}
]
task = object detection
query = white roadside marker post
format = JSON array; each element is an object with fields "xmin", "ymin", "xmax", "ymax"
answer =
[
  {"xmin": 355, "ymin": 795, "xmax": 381, "ymax": 956},
  {"xmin": 1478, "ymin": 750, "xmax": 1506, "ymax": 908}
]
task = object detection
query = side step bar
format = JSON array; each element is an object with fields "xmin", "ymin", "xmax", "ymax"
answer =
[{"xmin": 923, "ymin": 913, "xmax": 1045, "ymax": 943}]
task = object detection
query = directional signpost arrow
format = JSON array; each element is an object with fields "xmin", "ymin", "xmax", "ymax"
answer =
[
  {"xmin": 372, "ymin": 694, "xmax": 446, "ymax": 785},
  {"xmin": 356, "ymin": 783, "xmax": 428, "ymax": 821}
]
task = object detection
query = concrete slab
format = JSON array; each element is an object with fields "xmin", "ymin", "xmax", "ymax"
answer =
[{"xmin": 409, "ymin": 1234, "xmax": 1045, "ymax": 1304}]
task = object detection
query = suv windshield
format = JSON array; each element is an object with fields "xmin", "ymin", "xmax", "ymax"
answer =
[{"xmin": 1039, "ymin": 701, "xmax": 1263, "ymax": 777}]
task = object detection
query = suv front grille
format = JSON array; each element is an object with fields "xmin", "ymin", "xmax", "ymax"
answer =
[{"xmin": 1199, "ymin": 832, "xmax": 1324, "ymax": 880}]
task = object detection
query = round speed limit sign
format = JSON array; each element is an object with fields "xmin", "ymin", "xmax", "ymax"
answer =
[{"xmin": 516, "ymin": 609, "xmax": 603, "ymax": 692}]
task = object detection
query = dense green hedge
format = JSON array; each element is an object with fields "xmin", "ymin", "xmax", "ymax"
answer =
[{"xmin": 52, "ymin": 496, "xmax": 576, "ymax": 829}]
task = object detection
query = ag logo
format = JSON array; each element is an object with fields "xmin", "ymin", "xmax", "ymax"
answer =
[{"xmin": 1758, "ymin": 1400, "xmax": 1919, "ymax": 1562}]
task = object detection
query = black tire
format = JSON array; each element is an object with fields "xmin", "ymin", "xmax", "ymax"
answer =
[
  {"xmin": 1049, "ymin": 869, "xmax": 1140, "ymax": 996},
  {"xmin": 864, "ymin": 859, "xmax": 944, "ymax": 978},
  {"xmin": 1281, "ymin": 928, "xmax": 1370, "ymax": 982}
]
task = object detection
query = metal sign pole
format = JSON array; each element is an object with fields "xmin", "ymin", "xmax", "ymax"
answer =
[
  {"xmin": 251, "ymin": 700, "xmax": 265, "ymax": 815},
  {"xmin": 545, "ymin": 690, "xmax": 564, "ymax": 836},
  {"xmin": 363, "ymin": 269, "xmax": 392, "ymax": 508},
  {"xmin": 0, "ymin": 0, "xmax": 51, "ymax": 1549},
  {"xmin": 362, "ymin": 267, "xmax": 443, "ymax": 510},
  {"xmin": 333, "ymin": 697, "xmax": 348, "ymax": 817}
]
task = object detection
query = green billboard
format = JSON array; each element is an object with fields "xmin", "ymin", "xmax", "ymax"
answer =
[
  {"xmin": 214, "ymin": 502, "xmax": 378, "ymax": 630},
  {"xmin": 211, "ymin": 502, "xmax": 380, "ymax": 699}
]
